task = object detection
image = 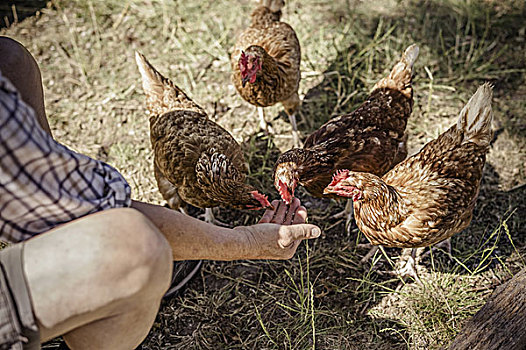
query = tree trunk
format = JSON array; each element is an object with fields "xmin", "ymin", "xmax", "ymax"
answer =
[{"xmin": 447, "ymin": 268, "xmax": 526, "ymax": 350}]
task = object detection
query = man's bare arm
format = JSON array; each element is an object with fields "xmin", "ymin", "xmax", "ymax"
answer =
[{"xmin": 131, "ymin": 199, "xmax": 321, "ymax": 261}]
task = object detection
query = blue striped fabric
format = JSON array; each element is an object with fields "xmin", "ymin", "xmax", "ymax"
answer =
[{"xmin": 0, "ymin": 72, "xmax": 131, "ymax": 242}]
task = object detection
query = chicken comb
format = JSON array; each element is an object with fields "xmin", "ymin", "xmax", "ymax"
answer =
[
  {"xmin": 250, "ymin": 191, "xmax": 273, "ymax": 209},
  {"xmin": 328, "ymin": 169, "xmax": 350, "ymax": 186},
  {"xmin": 239, "ymin": 51, "xmax": 249, "ymax": 75},
  {"xmin": 240, "ymin": 51, "xmax": 248, "ymax": 65}
]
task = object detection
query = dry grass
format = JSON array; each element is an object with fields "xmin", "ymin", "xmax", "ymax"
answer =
[{"xmin": 1, "ymin": 0, "xmax": 525, "ymax": 349}]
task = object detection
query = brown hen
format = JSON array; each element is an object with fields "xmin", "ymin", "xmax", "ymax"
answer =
[
  {"xmin": 135, "ymin": 52, "xmax": 272, "ymax": 225},
  {"xmin": 324, "ymin": 84, "xmax": 494, "ymax": 277},
  {"xmin": 231, "ymin": 0, "xmax": 302, "ymax": 147},
  {"xmin": 273, "ymin": 44, "xmax": 419, "ymax": 226}
]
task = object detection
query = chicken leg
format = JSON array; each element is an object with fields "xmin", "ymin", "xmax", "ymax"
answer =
[
  {"xmin": 421, "ymin": 238, "xmax": 452, "ymax": 259},
  {"xmin": 359, "ymin": 244, "xmax": 380, "ymax": 264},
  {"xmin": 393, "ymin": 248, "xmax": 423, "ymax": 281},
  {"xmin": 395, "ymin": 239, "xmax": 452, "ymax": 279},
  {"xmin": 282, "ymin": 92, "xmax": 302, "ymax": 148},
  {"xmin": 330, "ymin": 199, "xmax": 354, "ymax": 231},
  {"xmin": 257, "ymin": 107, "xmax": 274, "ymax": 134},
  {"xmin": 201, "ymin": 207, "xmax": 230, "ymax": 227},
  {"xmin": 288, "ymin": 112, "xmax": 303, "ymax": 148}
]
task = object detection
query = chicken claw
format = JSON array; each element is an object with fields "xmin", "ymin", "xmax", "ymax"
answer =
[
  {"xmin": 200, "ymin": 208, "xmax": 231, "ymax": 227},
  {"xmin": 329, "ymin": 199, "xmax": 354, "ymax": 232},
  {"xmin": 392, "ymin": 248, "xmax": 424, "ymax": 282}
]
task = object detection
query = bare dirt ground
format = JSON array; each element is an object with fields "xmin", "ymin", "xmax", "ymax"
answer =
[{"xmin": 1, "ymin": 0, "xmax": 525, "ymax": 349}]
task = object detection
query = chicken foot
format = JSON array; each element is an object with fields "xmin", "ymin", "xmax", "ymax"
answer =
[
  {"xmin": 199, "ymin": 208, "xmax": 231, "ymax": 227},
  {"xmin": 330, "ymin": 199, "xmax": 354, "ymax": 231},
  {"xmin": 396, "ymin": 239, "xmax": 452, "ymax": 279},
  {"xmin": 393, "ymin": 248, "xmax": 424, "ymax": 282},
  {"xmin": 420, "ymin": 238, "xmax": 452, "ymax": 260},
  {"xmin": 362, "ymin": 240, "xmax": 452, "ymax": 282},
  {"xmin": 384, "ymin": 240, "xmax": 452, "ymax": 281},
  {"xmin": 257, "ymin": 107, "xmax": 274, "ymax": 134}
]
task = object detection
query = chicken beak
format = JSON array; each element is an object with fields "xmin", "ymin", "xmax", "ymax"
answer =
[
  {"xmin": 268, "ymin": 203, "xmax": 276, "ymax": 211},
  {"xmin": 242, "ymin": 76, "xmax": 249, "ymax": 87},
  {"xmin": 323, "ymin": 187, "xmax": 334, "ymax": 195}
]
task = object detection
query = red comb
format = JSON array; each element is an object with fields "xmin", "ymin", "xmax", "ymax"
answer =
[
  {"xmin": 250, "ymin": 190, "xmax": 272, "ymax": 209},
  {"xmin": 328, "ymin": 169, "xmax": 350, "ymax": 187},
  {"xmin": 240, "ymin": 51, "xmax": 248, "ymax": 64},
  {"xmin": 239, "ymin": 51, "xmax": 249, "ymax": 74}
]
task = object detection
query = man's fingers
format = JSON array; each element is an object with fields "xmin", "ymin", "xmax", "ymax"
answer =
[
  {"xmin": 293, "ymin": 206, "xmax": 307, "ymax": 224},
  {"xmin": 273, "ymin": 199, "xmax": 289, "ymax": 223},
  {"xmin": 284, "ymin": 198, "xmax": 301, "ymax": 224},
  {"xmin": 259, "ymin": 200, "xmax": 280, "ymax": 223},
  {"xmin": 278, "ymin": 224, "xmax": 321, "ymax": 249}
]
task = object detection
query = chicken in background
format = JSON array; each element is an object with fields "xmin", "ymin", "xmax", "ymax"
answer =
[
  {"xmin": 231, "ymin": 0, "xmax": 302, "ymax": 147},
  {"xmin": 135, "ymin": 52, "xmax": 273, "ymax": 225},
  {"xmin": 324, "ymin": 84, "xmax": 494, "ymax": 278},
  {"xmin": 273, "ymin": 44, "xmax": 419, "ymax": 227}
]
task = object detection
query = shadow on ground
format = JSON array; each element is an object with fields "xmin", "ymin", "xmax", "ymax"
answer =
[{"xmin": 0, "ymin": 1, "xmax": 47, "ymax": 28}]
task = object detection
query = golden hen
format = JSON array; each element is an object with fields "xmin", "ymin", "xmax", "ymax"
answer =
[
  {"xmin": 324, "ymin": 84, "xmax": 494, "ymax": 277},
  {"xmin": 231, "ymin": 0, "xmax": 302, "ymax": 147},
  {"xmin": 273, "ymin": 44, "xmax": 419, "ymax": 226},
  {"xmin": 135, "ymin": 52, "xmax": 272, "ymax": 225}
]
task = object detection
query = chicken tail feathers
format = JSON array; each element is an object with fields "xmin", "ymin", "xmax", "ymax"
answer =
[
  {"xmin": 252, "ymin": 0, "xmax": 285, "ymax": 23},
  {"xmin": 373, "ymin": 44, "xmax": 419, "ymax": 98},
  {"xmin": 457, "ymin": 83, "xmax": 494, "ymax": 147},
  {"xmin": 135, "ymin": 51, "xmax": 204, "ymax": 116},
  {"xmin": 260, "ymin": 0, "xmax": 285, "ymax": 14},
  {"xmin": 400, "ymin": 44, "xmax": 419, "ymax": 71}
]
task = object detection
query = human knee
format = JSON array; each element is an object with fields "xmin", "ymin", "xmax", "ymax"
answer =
[
  {"xmin": 0, "ymin": 36, "xmax": 50, "ymax": 134},
  {"xmin": 0, "ymin": 37, "xmax": 34, "ymax": 72},
  {"xmin": 0, "ymin": 37, "xmax": 25, "ymax": 59},
  {"xmin": 97, "ymin": 208, "xmax": 173, "ymax": 297}
]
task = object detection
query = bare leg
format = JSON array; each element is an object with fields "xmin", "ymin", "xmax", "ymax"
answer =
[
  {"xmin": 1, "ymin": 35, "xmax": 174, "ymax": 348},
  {"xmin": 0, "ymin": 36, "xmax": 52, "ymax": 136},
  {"xmin": 24, "ymin": 208, "xmax": 173, "ymax": 349}
]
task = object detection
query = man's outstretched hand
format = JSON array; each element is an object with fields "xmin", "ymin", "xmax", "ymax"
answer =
[
  {"xmin": 234, "ymin": 198, "xmax": 321, "ymax": 260},
  {"xmin": 258, "ymin": 198, "xmax": 307, "ymax": 225}
]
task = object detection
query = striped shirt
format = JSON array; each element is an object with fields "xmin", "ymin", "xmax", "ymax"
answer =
[{"xmin": 0, "ymin": 71, "xmax": 131, "ymax": 242}]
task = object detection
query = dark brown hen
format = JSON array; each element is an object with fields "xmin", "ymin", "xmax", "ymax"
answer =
[
  {"xmin": 324, "ymin": 84, "xmax": 493, "ymax": 277},
  {"xmin": 231, "ymin": 0, "xmax": 302, "ymax": 147},
  {"xmin": 273, "ymin": 44, "xmax": 419, "ymax": 219},
  {"xmin": 135, "ymin": 52, "xmax": 272, "ymax": 224}
]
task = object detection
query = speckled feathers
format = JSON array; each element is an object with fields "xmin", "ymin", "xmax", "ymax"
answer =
[
  {"xmin": 274, "ymin": 44, "xmax": 419, "ymax": 199},
  {"xmin": 329, "ymin": 84, "xmax": 494, "ymax": 248},
  {"xmin": 231, "ymin": 1, "xmax": 301, "ymax": 113},
  {"xmin": 136, "ymin": 52, "xmax": 269, "ymax": 211}
]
